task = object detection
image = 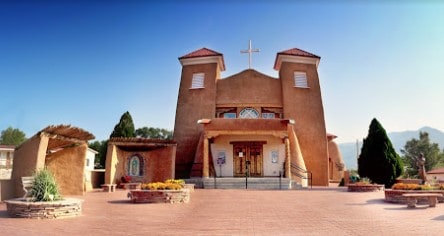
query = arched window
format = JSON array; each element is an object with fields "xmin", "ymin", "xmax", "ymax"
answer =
[
  {"xmin": 239, "ymin": 108, "xmax": 259, "ymax": 119},
  {"xmin": 128, "ymin": 155, "xmax": 143, "ymax": 176}
]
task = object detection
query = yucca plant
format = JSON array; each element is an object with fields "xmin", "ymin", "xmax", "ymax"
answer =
[{"xmin": 30, "ymin": 168, "xmax": 62, "ymax": 202}]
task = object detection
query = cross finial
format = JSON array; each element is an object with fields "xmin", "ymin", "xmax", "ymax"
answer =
[{"xmin": 240, "ymin": 40, "xmax": 260, "ymax": 69}]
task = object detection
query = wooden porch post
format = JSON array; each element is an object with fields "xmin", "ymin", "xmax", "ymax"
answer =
[
  {"xmin": 284, "ymin": 137, "xmax": 291, "ymax": 178},
  {"xmin": 203, "ymin": 137, "xmax": 209, "ymax": 178}
]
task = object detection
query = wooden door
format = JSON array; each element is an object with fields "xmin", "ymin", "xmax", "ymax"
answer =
[{"xmin": 233, "ymin": 143, "xmax": 263, "ymax": 177}]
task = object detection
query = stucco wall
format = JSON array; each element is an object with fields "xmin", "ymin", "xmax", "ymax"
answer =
[
  {"xmin": 45, "ymin": 144, "xmax": 87, "ymax": 196},
  {"xmin": 11, "ymin": 134, "xmax": 49, "ymax": 198},
  {"xmin": 279, "ymin": 62, "xmax": 329, "ymax": 186},
  {"xmin": 328, "ymin": 140, "xmax": 345, "ymax": 181},
  {"xmin": 216, "ymin": 69, "xmax": 282, "ymax": 107},
  {"xmin": 107, "ymin": 145, "xmax": 176, "ymax": 184},
  {"xmin": 173, "ymin": 63, "xmax": 220, "ymax": 178}
]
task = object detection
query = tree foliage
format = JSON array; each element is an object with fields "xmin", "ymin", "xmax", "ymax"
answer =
[
  {"xmin": 358, "ymin": 118, "xmax": 403, "ymax": 187},
  {"xmin": 88, "ymin": 140, "xmax": 108, "ymax": 169},
  {"xmin": 400, "ymin": 131, "xmax": 444, "ymax": 178},
  {"xmin": 110, "ymin": 111, "xmax": 135, "ymax": 138},
  {"xmin": 0, "ymin": 126, "xmax": 26, "ymax": 146},
  {"xmin": 135, "ymin": 127, "xmax": 172, "ymax": 140}
]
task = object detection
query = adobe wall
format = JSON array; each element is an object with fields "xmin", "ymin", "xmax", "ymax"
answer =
[
  {"xmin": 0, "ymin": 179, "xmax": 13, "ymax": 201},
  {"xmin": 279, "ymin": 62, "xmax": 328, "ymax": 186},
  {"xmin": 110, "ymin": 146, "xmax": 176, "ymax": 184},
  {"xmin": 328, "ymin": 140, "xmax": 345, "ymax": 181},
  {"xmin": 104, "ymin": 144, "xmax": 117, "ymax": 185},
  {"xmin": 216, "ymin": 69, "xmax": 282, "ymax": 107},
  {"xmin": 11, "ymin": 134, "xmax": 49, "ymax": 198},
  {"xmin": 173, "ymin": 63, "xmax": 219, "ymax": 178},
  {"xmin": 45, "ymin": 144, "xmax": 87, "ymax": 196}
]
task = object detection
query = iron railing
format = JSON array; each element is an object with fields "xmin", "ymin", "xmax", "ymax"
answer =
[{"xmin": 290, "ymin": 162, "xmax": 312, "ymax": 189}]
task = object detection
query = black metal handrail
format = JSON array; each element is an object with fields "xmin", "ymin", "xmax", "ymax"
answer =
[{"xmin": 290, "ymin": 162, "xmax": 312, "ymax": 189}]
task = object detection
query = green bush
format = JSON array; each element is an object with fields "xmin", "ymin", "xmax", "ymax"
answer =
[{"xmin": 30, "ymin": 168, "xmax": 62, "ymax": 202}]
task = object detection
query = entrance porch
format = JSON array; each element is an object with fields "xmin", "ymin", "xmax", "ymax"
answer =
[{"xmin": 191, "ymin": 118, "xmax": 310, "ymax": 188}]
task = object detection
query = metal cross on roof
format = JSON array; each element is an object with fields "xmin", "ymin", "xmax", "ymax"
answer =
[{"xmin": 240, "ymin": 40, "xmax": 260, "ymax": 69}]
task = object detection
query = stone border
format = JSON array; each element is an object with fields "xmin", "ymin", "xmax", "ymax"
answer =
[
  {"xmin": 385, "ymin": 189, "xmax": 444, "ymax": 204},
  {"xmin": 347, "ymin": 184, "xmax": 385, "ymax": 192},
  {"xmin": 129, "ymin": 189, "xmax": 190, "ymax": 204},
  {"xmin": 4, "ymin": 198, "xmax": 83, "ymax": 219}
]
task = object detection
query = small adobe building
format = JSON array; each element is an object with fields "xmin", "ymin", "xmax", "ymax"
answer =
[
  {"xmin": 9, "ymin": 125, "xmax": 95, "ymax": 198},
  {"xmin": 173, "ymin": 47, "xmax": 345, "ymax": 186},
  {"xmin": 104, "ymin": 137, "xmax": 176, "ymax": 185}
]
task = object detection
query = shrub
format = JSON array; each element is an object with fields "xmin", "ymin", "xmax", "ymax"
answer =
[{"xmin": 30, "ymin": 168, "xmax": 62, "ymax": 202}]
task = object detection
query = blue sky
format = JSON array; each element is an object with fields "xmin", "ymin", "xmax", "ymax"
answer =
[{"xmin": 1, "ymin": 1, "xmax": 444, "ymax": 143}]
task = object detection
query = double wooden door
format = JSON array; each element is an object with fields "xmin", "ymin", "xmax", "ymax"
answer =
[{"xmin": 233, "ymin": 142, "xmax": 263, "ymax": 177}]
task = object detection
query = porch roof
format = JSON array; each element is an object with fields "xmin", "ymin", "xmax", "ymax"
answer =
[{"xmin": 198, "ymin": 118, "xmax": 292, "ymax": 138}]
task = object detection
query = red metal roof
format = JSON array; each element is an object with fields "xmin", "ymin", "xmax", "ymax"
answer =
[
  {"xmin": 276, "ymin": 48, "xmax": 320, "ymax": 58},
  {"xmin": 427, "ymin": 167, "xmax": 444, "ymax": 174},
  {"xmin": 179, "ymin": 47, "xmax": 223, "ymax": 59},
  {"xmin": 0, "ymin": 144, "xmax": 15, "ymax": 149},
  {"xmin": 273, "ymin": 48, "xmax": 320, "ymax": 70}
]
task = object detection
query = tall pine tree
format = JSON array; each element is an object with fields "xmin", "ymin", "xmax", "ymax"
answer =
[
  {"xmin": 358, "ymin": 118, "xmax": 403, "ymax": 187},
  {"xmin": 110, "ymin": 111, "xmax": 135, "ymax": 138}
]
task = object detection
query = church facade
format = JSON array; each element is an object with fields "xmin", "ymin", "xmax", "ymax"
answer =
[{"xmin": 173, "ymin": 47, "xmax": 344, "ymax": 186}]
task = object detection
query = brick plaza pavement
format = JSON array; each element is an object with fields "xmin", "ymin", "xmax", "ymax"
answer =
[{"xmin": 0, "ymin": 187, "xmax": 443, "ymax": 235}]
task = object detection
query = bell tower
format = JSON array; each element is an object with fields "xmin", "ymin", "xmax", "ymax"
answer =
[
  {"xmin": 274, "ymin": 48, "xmax": 329, "ymax": 186},
  {"xmin": 173, "ymin": 48, "xmax": 225, "ymax": 178}
]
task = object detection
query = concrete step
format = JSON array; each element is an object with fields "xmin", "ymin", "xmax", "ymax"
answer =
[{"xmin": 202, "ymin": 177, "xmax": 292, "ymax": 190}]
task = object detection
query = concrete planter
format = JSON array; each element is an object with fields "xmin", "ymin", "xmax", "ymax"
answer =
[
  {"xmin": 347, "ymin": 184, "xmax": 384, "ymax": 192},
  {"xmin": 129, "ymin": 189, "xmax": 190, "ymax": 204},
  {"xmin": 4, "ymin": 198, "xmax": 83, "ymax": 219},
  {"xmin": 385, "ymin": 189, "xmax": 444, "ymax": 204}
]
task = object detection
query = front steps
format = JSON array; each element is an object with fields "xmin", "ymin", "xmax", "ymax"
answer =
[{"xmin": 185, "ymin": 177, "xmax": 303, "ymax": 190}]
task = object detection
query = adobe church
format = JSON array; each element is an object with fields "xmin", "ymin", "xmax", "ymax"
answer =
[{"xmin": 173, "ymin": 45, "xmax": 344, "ymax": 187}]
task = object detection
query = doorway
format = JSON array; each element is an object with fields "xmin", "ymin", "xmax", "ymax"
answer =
[{"xmin": 232, "ymin": 142, "xmax": 264, "ymax": 177}]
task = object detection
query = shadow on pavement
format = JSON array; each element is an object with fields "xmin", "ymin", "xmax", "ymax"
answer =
[
  {"xmin": 108, "ymin": 200, "xmax": 132, "ymax": 204},
  {"xmin": 432, "ymin": 215, "xmax": 444, "ymax": 221},
  {"xmin": 0, "ymin": 210, "xmax": 9, "ymax": 218}
]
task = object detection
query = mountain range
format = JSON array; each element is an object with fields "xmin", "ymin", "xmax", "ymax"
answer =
[{"xmin": 339, "ymin": 126, "xmax": 444, "ymax": 170}]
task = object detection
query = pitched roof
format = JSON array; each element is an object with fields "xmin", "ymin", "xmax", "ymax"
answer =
[
  {"xmin": 276, "ymin": 48, "xmax": 320, "ymax": 59},
  {"xmin": 427, "ymin": 167, "xmax": 444, "ymax": 174},
  {"xmin": 179, "ymin": 47, "xmax": 226, "ymax": 71},
  {"xmin": 274, "ymin": 48, "xmax": 321, "ymax": 70},
  {"xmin": 179, "ymin": 47, "xmax": 223, "ymax": 59}
]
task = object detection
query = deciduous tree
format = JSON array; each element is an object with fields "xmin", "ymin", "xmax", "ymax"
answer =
[
  {"xmin": 0, "ymin": 126, "xmax": 26, "ymax": 146},
  {"xmin": 88, "ymin": 140, "xmax": 108, "ymax": 169},
  {"xmin": 135, "ymin": 127, "xmax": 172, "ymax": 140},
  {"xmin": 401, "ymin": 132, "xmax": 444, "ymax": 178}
]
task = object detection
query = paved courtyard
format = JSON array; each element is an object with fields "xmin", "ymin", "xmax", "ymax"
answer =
[{"xmin": 1, "ymin": 187, "xmax": 443, "ymax": 235}]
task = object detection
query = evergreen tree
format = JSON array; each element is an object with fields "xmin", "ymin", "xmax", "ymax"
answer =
[
  {"xmin": 401, "ymin": 132, "xmax": 444, "ymax": 177},
  {"xmin": 0, "ymin": 126, "xmax": 26, "ymax": 146},
  {"xmin": 358, "ymin": 118, "xmax": 403, "ymax": 187},
  {"xmin": 110, "ymin": 111, "xmax": 135, "ymax": 138}
]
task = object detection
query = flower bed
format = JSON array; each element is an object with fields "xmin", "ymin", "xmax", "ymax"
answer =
[
  {"xmin": 129, "ymin": 189, "xmax": 190, "ymax": 203},
  {"xmin": 385, "ymin": 189, "xmax": 444, "ymax": 204},
  {"xmin": 128, "ymin": 179, "xmax": 191, "ymax": 203},
  {"xmin": 347, "ymin": 183, "xmax": 384, "ymax": 192},
  {"xmin": 4, "ymin": 198, "xmax": 83, "ymax": 219},
  {"xmin": 385, "ymin": 183, "xmax": 444, "ymax": 204}
]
